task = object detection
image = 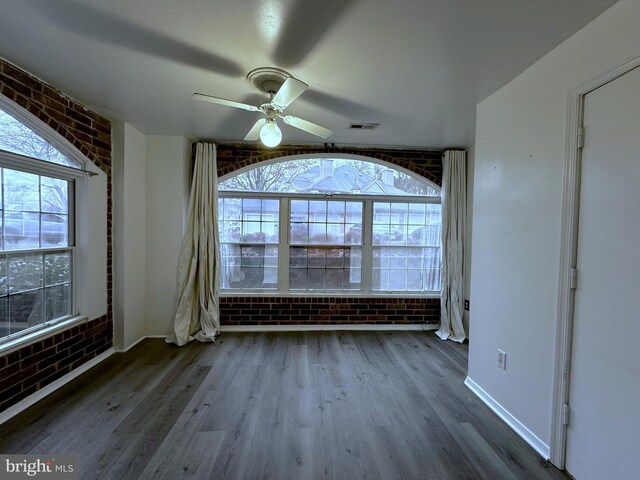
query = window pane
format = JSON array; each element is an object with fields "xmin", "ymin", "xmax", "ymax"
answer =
[
  {"xmin": 309, "ymin": 223, "xmax": 327, "ymax": 243},
  {"xmin": 41, "ymin": 176, "xmax": 69, "ymax": 214},
  {"xmin": 220, "ymin": 198, "xmax": 241, "ymax": 220},
  {"xmin": 345, "ymin": 224, "xmax": 362, "ymax": 245},
  {"xmin": 45, "ymin": 252, "xmax": 71, "ymax": 286},
  {"xmin": 308, "ymin": 269, "xmax": 325, "ymax": 290},
  {"xmin": 325, "ymin": 269, "xmax": 344, "ymax": 290},
  {"xmin": 290, "ymin": 200, "xmax": 308, "ymax": 222},
  {"xmin": 346, "ymin": 202, "xmax": 362, "ymax": 223},
  {"xmin": 44, "ymin": 284, "xmax": 71, "ymax": 321},
  {"xmin": 218, "ymin": 158, "xmax": 439, "ymax": 196},
  {"xmin": 243, "ymin": 198, "xmax": 260, "ymax": 212},
  {"xmin": 262, "ymin": 199, "xmax": 279, "ymax": 220},
  {"xmin": 220, "ymin": 221, "xmax": 241, "ymax": 242},
  {"xmin": 219, "ymin": 244, "xmax": 277, "ymax": 290},
  {"xmin": 326, "ymin": 248, "xmax": 344, "ymax": 268},
  {"xmin": 2, "ymin": 170, "xmax": 71, "ymax": 251},
  {"xmin": 8, "ymin": 253, "xmax": 43, "ymax": 294},
  {"xmin": 42, "ymin": 213, "xmax": 68, "ymax": 247},
  {"xmin": 389, "ymin": 270, "xmax": 407, "ymax": 290},
  {"xmin": 0, "ymin": 296, "xmax": 8, "ymax": 337},
  {"xmin": 4, "ymin": 169, "xmax": 39, "ymax": 211},
  {"xmin": 289, "ymin": 268, "xmax": 307, "ymax": 290},
  {"xmin": 291, "ymin": 200, "xmax": 362, "ymax": 246},
  {"xmin": 372, "ymin": 246, "xmax": 441, "ymax": 292},
  {"xmin": 406, "ymin": 269, "xmax": 422, "ymax": 291},
  {"xmin": 290, "ymin": 223, "xmax": 308, "ymax": 244},
  {"xmin": 0, "ymin": 110, "xmax": 81, "ymax": 168},
  {"xmin": 309, "ymin": 201, "xmax": 327, "ymax": 221},
  {"xmin": 0, "ymin": 257, "xmax": 6, "ymax": 296},
  {"xmin": 261, "ymin": 222, "xmax": 279, "ymax": 242},
  {"xmin": 289, "ymin": 246, "xmax": 361, "ymax": 291},
  {"xmin": 289, "ymin": 247, "xmax": 307, "ymax": 267},
  {"xmin": 327, "ymin": 223, "xmax": 344, "ymax": 244},
  {"xmin": 327, "ymin": 201, "xmax": 344, "ymax": 222},
  {"xmin": 4, "ymin": 212, "xmax": 39, "ymax": 250},
  {"xmin": 219, "ymin": 197, "xmax": 280, "ymax": 247},
  {"xmin": 307, "ymin": 248, "xmax": 325, "ymax": 268},
  {"xmin": 9, "ymin": 290, "xmax": 43, "ymax": 331}
]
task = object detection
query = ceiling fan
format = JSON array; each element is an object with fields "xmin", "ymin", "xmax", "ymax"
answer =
[{"xmin": 193, "ymin": 67, "xmax": 332, "ymax": 148}]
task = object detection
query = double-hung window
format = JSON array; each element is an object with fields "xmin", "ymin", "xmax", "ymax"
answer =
[
  {"xmin": 0, "ymin": 107, "xmax": 80, "ymax": 342},
  {"xmin": 219, "ymin": 158, "xmax": 442, "ymax": 295}
]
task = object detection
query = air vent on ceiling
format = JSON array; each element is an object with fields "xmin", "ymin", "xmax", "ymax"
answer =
[{"xmin": 349, "ymin": 123, "xmax": 379, "ymax": 130}]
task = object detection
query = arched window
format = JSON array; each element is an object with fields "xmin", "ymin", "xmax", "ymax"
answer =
[
  {"xmin": 218, "ymin": 157, "xmax": 441, "ymax": 294},
  {"xmin": 0, "ymin": 106, "xmax": 84, "ymax": 342}
]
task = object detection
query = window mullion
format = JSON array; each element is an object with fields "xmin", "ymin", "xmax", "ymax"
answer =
[
  {"xmin": 361, "ymin": 199, "xmax": 373, "ymax": 293},
  {"xmin": 278, "ymin": 197, "xmax": 289, "ymax": 292}
]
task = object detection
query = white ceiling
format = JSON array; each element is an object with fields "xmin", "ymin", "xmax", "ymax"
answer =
[{"xmin": 0, "ymin": 0, "xmax": 617, "ymax": 149}]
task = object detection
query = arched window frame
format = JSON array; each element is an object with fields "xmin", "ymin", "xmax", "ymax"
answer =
[
  {"xmin": 0, "ymin": 95, "xmax": 96, "ymax": 347},
  {"xmin": 218, "ymin": 154, "xmax": 442, "ymax": 296}
]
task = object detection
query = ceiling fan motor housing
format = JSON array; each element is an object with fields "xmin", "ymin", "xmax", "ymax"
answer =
[{"xmin": 246, "ymin": 67, "xmax": 291, "ymax": 95}]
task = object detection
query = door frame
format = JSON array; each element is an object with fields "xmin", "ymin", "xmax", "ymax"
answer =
[{"xmin": 550, "ymin": 52, "xmax": 640, "ymax": 469}]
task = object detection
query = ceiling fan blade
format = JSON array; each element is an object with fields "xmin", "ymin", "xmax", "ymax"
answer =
[
  {"xmin": 192, "ymin": 93, "xmax": 260, "ymax": 112},
  {"xmin": 279, "ymin": 115, "xmax": 332, "ymax": 139},
  {"xmin": 272, "ymin": 77, "xmax": 309, "ymax": 108},
  {"xmin": 244, "ymin": 118, "xmax": 267, "ymax": 141}
]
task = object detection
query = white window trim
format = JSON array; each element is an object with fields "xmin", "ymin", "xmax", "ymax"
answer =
[{"xmin": 220, "ymin": 191, "xmax": 442, "ymax": 297}]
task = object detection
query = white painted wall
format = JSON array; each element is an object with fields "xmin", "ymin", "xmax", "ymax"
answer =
[
  {"xmin": 145, "ymin": 136, "xmax": 191, "ymax": 336},
  {"xmin": 112, "ymin": 122, "xmax": 148, "ymax": 350},
  {"xmin": 468, "ymin": 0, "xmax": 640, "ymax": 453},
  {"xmin": 463, "ymin": 145, "xmax": 474, "ymax": 334}
]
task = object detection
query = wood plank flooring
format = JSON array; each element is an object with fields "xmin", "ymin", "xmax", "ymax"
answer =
[{"xmin": 0, "ymin": 332, "xmax": 568, "ymax": 479}]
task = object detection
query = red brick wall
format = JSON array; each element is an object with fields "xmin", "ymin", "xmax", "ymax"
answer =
[
  {"xmin": 221, "ymin": 297, "xmax": 440, "ymax": 326},
  {"xmin": 211, "ymin": 142, "xmax": 443, "ymax": 326},
  {"xmin": 0, "ymin": 59, "xmax": 112, "ymax": 412}
]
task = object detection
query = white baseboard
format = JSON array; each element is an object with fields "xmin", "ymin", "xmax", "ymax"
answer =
[
  {"xmin": 0, "ymin": 348, "xmax": 115, "ymax": 425},
  {"xmin": 115, "ymin": 335, "xmax": 167, "ymax": 353},
  {"xmin": 115, "ymin": 336, "xmax": 146, "ymax": 353},
  {"xmin": 464, "ymin": 376, "xmax": 550, "ymax": 460},
  {"xmin": 220, "ymin": 324, "xmax": 437, "ymax": 332}
]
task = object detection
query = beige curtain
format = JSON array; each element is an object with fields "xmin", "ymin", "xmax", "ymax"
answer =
[
  {"xmin": 436, "ymin": 150, "xmax": 467, "ymax": 343},
  {"xmin": 166, "ymin": 143, "xmax": 221, "ymax": 346}
]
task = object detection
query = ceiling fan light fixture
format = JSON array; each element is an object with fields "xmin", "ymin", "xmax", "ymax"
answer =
[{"xmin": 260, "ymin": 118, "xmax": 282, "ymax": 148}]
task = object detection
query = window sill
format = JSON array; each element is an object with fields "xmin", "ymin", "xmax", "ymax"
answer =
[
  {"xmin": 220, "ymin": 291, "xmax": 441, "ymax": 299},
  {"xmin": 0, "ymin": 315, "xmax": 88, "ymax": 356}
]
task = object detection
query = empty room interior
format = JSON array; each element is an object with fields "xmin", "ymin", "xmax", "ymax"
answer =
[{"xmin": 0, "ymin": 0, "xmax": 638, "ymax": 479}]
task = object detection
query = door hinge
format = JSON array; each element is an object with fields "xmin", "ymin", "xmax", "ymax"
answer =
[
  {"xmin": 577, "ymin": 126, "xmax": 585, "ymax": 149},
  {"xmin": 562, "ymin": 404, "xmax": 570, "ymax": 426},
  {"xmin": 569, "ymin": 268, "xmax": 578, "ymax": 289}
]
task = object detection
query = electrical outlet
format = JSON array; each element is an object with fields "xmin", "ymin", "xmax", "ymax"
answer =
[
  {"xmin": 464, "ymin": 299, "xmax": 470, "ymax": 311},
  {"xmin": 497, "ymin": 350, "xmax": 507, "ymax": 369}
]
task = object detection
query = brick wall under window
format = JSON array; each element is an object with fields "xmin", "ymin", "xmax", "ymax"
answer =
[
  {"xmin": 0, "ymin": 59, "xmax": 112, "ymax": 413},
  {"xmin": 210, "ymin": 142, "xmax": 443, "ymax": 327},
  {"xmin": 221, "ymin": 297, "xmax": 440, "ymax": 326}
]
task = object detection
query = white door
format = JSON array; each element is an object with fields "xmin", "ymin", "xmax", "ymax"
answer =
[{"xmin": 565, "ymin": 65, "xmax": 640, "ymax": 479}]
